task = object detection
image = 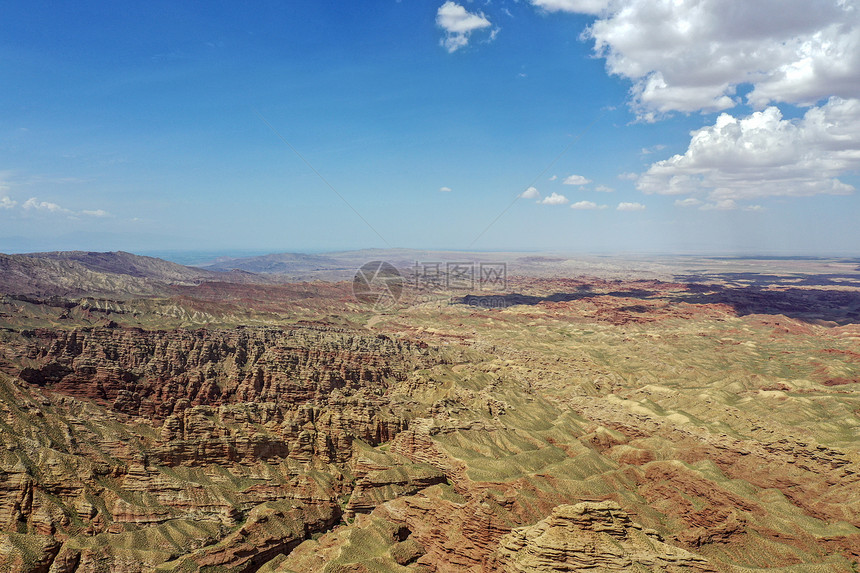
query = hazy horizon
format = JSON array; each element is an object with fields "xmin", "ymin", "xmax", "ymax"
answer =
[{"xmin": 4, "ymin": 247, "xmax": 860, "ymax": 271}]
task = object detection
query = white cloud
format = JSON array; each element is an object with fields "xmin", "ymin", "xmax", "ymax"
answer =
[
  {"xmin": 548, "ymin": 175, "xmax": 558, "ymax": 181},
  {"xmin": 641, "ymin": 144, "xmax": 666, "ymax": 155},
  {"xmin": 617, "ymin": 202, "xmax": 645, "ymax": 211},
  {"xmin": 534, "ymin": 2, "xmax": 860, "ymax": 210},
  {"xmin": 82, "ymin": 209, "xmax": 110, "ymax": 217},
  {"xmin": 595, "ymin": 184, "xmax": 613, "ymax": 193},
  {"xmin": 638, "ymin": 97, "xmax": 860, "ymax": 201},
  {"xmin": 439, "ymin": 186, "xmax": 452, "ymax": 192},
  {"xmin": 570, "ymin": 200, "xmax": 603, "ymax": 209},
  {"xmin": 540, "ymin": 192, "xmax": 569, "ymax": 205},
  {"xmin": 520, "ymin": 186, "xmax": 540, "ymax": 199},
  {"xmin": 530, "ymin": 0, "xmax": 610, "ymax": 15},
  {"xmin": 674, "ymin": 197, "xmax": 701, "ymax": 208},
  {"xmin": 618, "ymin": 172, "xmax": 638, "ymax": 180},
  {"xmin": 744, "ymin": 204, "xmax": 765, "ymax": 212},
  {"xmin": 700, "ymin": 199, "xmax": 738, "ymax": 211},
  {"xmin": 22, "ymin": 197, "xmax": 68, "ymax": 213},
  {"xmin": 4, "ymin": 195, "xmax": 108, "ymax": 218},
  {"xmin": 563, "ymin": 174, "xmax": 591, "ymax": 185},
  {"xmin": 0, "ymin": 173, "xmax": 107, "ymax": 218},
  {"xmin": 437, "ymin": 2, "xmax": 492, "ymax": 53},
  {"xmin": 580, "ymin": 0, "xmax": 860, "ymax": 118}
]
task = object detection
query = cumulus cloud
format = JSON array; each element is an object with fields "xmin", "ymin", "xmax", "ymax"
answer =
[
  {"xmin": 563, "ymin": 174, "xmax": 591, "ymax": 185},
  {"xmin": 531, "ymin": 1, "xmax": 860, "ymax": 210},
  {"xmin": 540, "ymin": 192, "xmax": 569, "ymax": 205},
  {"xmin": 595, "ymin": 185, "xmax": 614, "ymax": 193},
  {"xmin": 437, "ymin": 2, "xmax": 492, "ymax": 53},
  {"xmin": 520, "ymin": 186, "xmax": 540, "ymax": 199},
  {"xmin": 439, "ymin": 186, "xmax": 452, "ymax": 192},
  {"xmin": 548, "ymin": 175, "xmax": 558, "ymax": 181},
  {"xmin": 0, "ymin": 196, "xmax": 16, "ymax": 209},
  {"xmin": 570, "ymin": 200, "xmax": 606, "ymax": 209},
  {"xmin": 530, "ymin": 0, "xmax": 610, "ymax": 15},
  {"xmin": 618, "ymin": 172, "xmax": 638, "ymax": 180},
  {"xmin": 580, "ymin": 0, "xmax": 860, "ymax": 118},
  {"xmin": 22, "ymin": 197, "xmax": 68, "ymax": 213},
  {"xmin": 617, "ymin": 202, "xmax": 645, "ymax": 211},
  {"xmin": 638, "ymin": 97, "xmax": 860, "ymax": 201}
]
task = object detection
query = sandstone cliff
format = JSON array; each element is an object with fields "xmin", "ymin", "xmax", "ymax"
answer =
[{"xmin": 490, "ymin": 501, "xmax": 715, "ymax": 572}]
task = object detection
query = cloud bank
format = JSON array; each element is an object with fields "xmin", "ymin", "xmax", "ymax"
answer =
[
  {"xmin": 0, "ymin": 195, "xmax": 110, "ymax": 218},
  {"xmin": 637, "ymin": 97, "xmax": 860, "ymax": 202},
  {"xmin": 580, "ymin": 0, "xmax": 860, "ymax": 118},
  {"xmin": 527, "ymin": 0, "xmax": 860, "ymax": 207}
]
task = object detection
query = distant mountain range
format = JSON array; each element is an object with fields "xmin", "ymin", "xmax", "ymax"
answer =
[
  {"xmin": 0, "ymin": 249, "xmax": 657, "ymax": 299},
  {"xmin": 5, "ymin": 249, "xmax": 860, "ymax": 301},
  {"xmin": 0, "ymin": 251, "xmax": 266, "ymax": 298},
  {"xmin": 193, "ymin": 248, "xmax": 641, "ymax": 281}
]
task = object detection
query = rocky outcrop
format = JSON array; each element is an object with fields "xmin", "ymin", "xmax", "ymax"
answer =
[
  {"xmin": 2, "ymin": 325, "xmax": 441, "ymax": 467},
  {"xmin": 345, "ymin": 445, "xmax": 446, "ymax": 518},
  {"xmin": 153, "ymin": 501, "xmax": 338, "ymax": 572},
  {"xmin": 378, "ymin": 485, "xmax": 516, "ymax": 572},
  {"xmin": 8, "ymin": 325, "xmax": 435, "ymax": 417},
  {"xmin": 0, "ymin": 533, "xmax": 61, "ymax": 573},
  {"xmin": 490, "ymin": 501, "xmax": 716, "ymax": 572},
  {"xmin": 0, "ymin": 322, "xmax": 448, "ymax": 573}
]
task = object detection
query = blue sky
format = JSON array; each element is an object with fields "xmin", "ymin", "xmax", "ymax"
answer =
[{"xmin": 2, "ymin": 1, "xmax": 859, "ymax": 255}]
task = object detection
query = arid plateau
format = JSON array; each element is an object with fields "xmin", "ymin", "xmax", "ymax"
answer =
[{"xmin": 1, "ymin": 250, "xmax": 859, "ymax": 572}]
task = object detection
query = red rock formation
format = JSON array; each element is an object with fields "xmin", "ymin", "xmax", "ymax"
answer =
[
  {"xmin": 490, "ymin": 501, "xmax": 716, "ymax": 572},
  {"xmin": 0, "ymin": 324, "xmax": 447, "ymax": 572}
]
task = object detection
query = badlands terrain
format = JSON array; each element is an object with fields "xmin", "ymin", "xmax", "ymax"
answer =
[{"xmin": 0, "ymin": 250, "xmax": 859, "ymax": 572}]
